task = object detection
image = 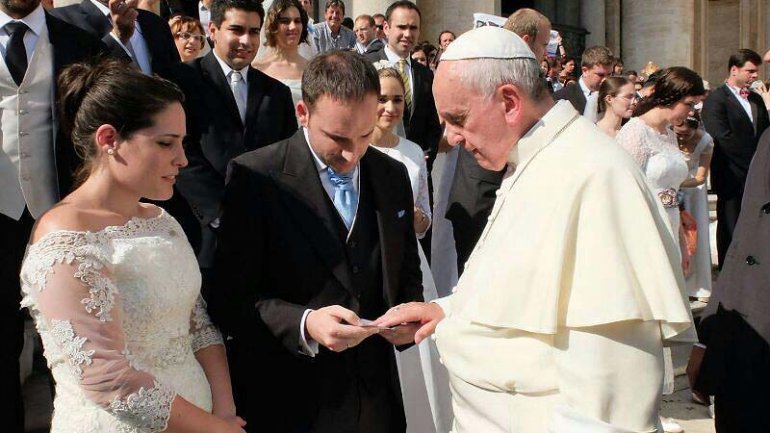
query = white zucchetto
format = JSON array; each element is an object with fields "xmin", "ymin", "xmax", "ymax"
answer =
[{"xmin": 441, "ymin": 26, "xmax": 536, "ymax": 61}]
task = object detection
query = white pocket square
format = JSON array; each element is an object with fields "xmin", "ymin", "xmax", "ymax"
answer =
[{"xmin": 397, "ymin": 210, "xmax": 406, "ymax": 218}]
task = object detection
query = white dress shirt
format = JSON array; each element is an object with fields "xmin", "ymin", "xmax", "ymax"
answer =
[
  {"xmin": 726, "ymin": 83, "xmax": 753, "ymax": 122},
  {"xmin": 212, "ymin": 51, "xmax": 250, "ymax": 122},
  {"xmin": 383, "ymin": 44, "xmax": 414, "ymax": 99},
  {"xmin": 0, "ymin": 3, "xmax": 45, "ymax": 62},
  {"xmin": 89, "ymin": 0, "xmax": 152, "ymax": 74},
  {"xmin": 298, "ymin": 127, "xmax": 360, "ymax": 356},
  {"xmin": 198, "ymin": 1, "xmax": 211, "ymax": 37}
]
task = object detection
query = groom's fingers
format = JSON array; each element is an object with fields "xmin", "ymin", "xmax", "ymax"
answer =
[{"xmin": 326, "ymin": 305, "xmax": 361, "ymax": 326}]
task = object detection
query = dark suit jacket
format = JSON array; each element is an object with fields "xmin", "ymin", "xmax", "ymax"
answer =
[
  {"xmin": 365, "ymin": 48, "xmax": 442, "ymax": 167},
  {"xmin": 169, "ymin": 51, "xmax": 297, "ymax": 226},
  {"xmin": 208, "ymin": 130, "xmax": 423, "ymax": 431},
  {"xmin": 51, "ymin": 0, "xmax": 180, "ymax": 75},
  {"xmin": 445, "ymin": 147, "xmax": 504, "ymax": 272},
  {"xmin": 44, "ymin": 12, "xmax": 108, "ymax": 196},
  {"xmin": 553, "ymin": 82, "xmax": 587, "ymax": 115},
  {"xmin": 695, "ymin": 129, "xmax": 770, "ymax": 416},
  {"xmin": 702, "ymin": 84, "xmax": 770, "ymax": 199},
  {"xmin": 363, "ymin": 38, "xmax": 384, "ymax": 54}
]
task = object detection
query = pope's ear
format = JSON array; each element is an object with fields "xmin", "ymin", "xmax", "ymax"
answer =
[{"xmin": 499, "ymin": 83, "xmax": 523, "ymax": 125}]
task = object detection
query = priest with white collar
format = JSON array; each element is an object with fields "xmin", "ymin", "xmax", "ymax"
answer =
[{"xmin": 375, "ymin": 26, "xmax": 694, "ymax": 433}]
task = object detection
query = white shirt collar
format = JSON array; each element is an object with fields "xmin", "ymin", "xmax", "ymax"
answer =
[
  {"xmin": 578, "ymin": 76, "xmax": 591, "ymax": 97},
  {"xmin": 384, "ymin": 44, "xmax": 410, "ymax": 67},
  {"xmin": 304, "ymin": 127, "xmax": 327, "ymax": 172},
  {"xmin": 212, "ymin": 51, "xmax": 250, "ymax": 84},
  {"xmin": 0, "ymin": 3, "xmax": 46, "ymax": 37},
  {"xmin": 198, "ymin": 1, "xmax": 208, "ymax": 11}
]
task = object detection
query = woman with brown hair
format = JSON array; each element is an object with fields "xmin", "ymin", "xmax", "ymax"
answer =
[
  {"xmin": 617, "ymin": 66, "xmax": 706, "ymax": 433},
  {"xmin": 595, "ymin": 76, "xmax": 636, "ymax": 137},
  {"xmin": 169, "ymin": 15, "xmax": 207, "ymax": 62},
  {"xmin": 20, "ymin": 59, "xmax": 245, "ymax": 433},
  {"xmin": 252, "ymin": 0, "xmax": 309, "ymax": 111}
]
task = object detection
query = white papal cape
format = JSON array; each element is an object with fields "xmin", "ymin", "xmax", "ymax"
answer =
[{"xmin": 433, "ymin": 101, "xmax": 694, "ymax": 433}]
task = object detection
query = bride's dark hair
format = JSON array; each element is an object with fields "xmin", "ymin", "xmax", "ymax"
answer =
[
  {"xmin": 632, "ymin": 66, "xmax": 705, "ymax": 117},
  {"xmin": 57, "ymin": 57, "xmax": 185, "ymax": 185}
]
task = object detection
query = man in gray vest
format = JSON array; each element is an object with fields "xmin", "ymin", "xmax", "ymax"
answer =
[{"xmin": 0, "ymin": 0, "xmax": 104, "ymax": 429}]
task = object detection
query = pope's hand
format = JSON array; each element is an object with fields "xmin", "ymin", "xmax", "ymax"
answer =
[
  {"xmin": 379, "ymin": 322, "xmax": 421, "ymax": 346},
  {"xmin": 305, "ymin": 306, "xmax": 379, "ymax": 353},
  {"xmin": 374, "ymin": 302, "xmax": 445, "ymax": 344}
]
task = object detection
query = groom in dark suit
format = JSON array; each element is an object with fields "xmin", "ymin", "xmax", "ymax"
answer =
[{"xmin": 208, "ymin": 50, "xmax": 423, "ymax": 433}]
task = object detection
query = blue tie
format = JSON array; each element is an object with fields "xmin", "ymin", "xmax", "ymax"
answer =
[{"xmin": 327, "ymin": 167, "xmax": 357, "ymax": 229}]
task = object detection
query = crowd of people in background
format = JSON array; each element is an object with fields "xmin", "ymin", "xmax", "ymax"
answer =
[{"xmin": 2, "ymin": 0, "xmax": 770, "ymax": 431}]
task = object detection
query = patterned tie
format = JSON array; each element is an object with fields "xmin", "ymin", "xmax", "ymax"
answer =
[
  {"xmin": 327, "ymin": 167, "xmax": 357, "ymax": 230},
  {"xmin": 4, "ymin": 22, "xmax": 29, "ymax": 86},
  {"xmin": 229, "ymin": 70, "xmax": 247, "ymax": 123},
  {"xmin": 739, "ymin": 87, "xmax": 750, "ymax": 100},
  {"xmin": 397, "ymin": 59, "xmax": 413, "ymax": 115}
]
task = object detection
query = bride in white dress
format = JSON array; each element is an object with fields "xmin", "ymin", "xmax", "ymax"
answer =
[
  {"xmin": 616, "ymin": 66, "xmax": 706, "ymax": 433},
  {"xmin": 370, "ymin": 65, "xmax": 454, "ymax": 432},
  {"xmin": 20, "ymin": 60, "xmax": 245, "ymax": 433}
]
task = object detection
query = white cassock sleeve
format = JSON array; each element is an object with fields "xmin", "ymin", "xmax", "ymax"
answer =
[{"xmin": 549, "ymin": 320, "xmax": 663, "ymax": 433}]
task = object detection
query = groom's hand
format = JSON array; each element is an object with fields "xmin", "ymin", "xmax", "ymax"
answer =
[
  {"xmin": 305, "ymin": 306, "xmax": 380, "ymax": 353},
  {"xmin": 374, "ymin": 302, "xmax": 445, "ymax": 344}
]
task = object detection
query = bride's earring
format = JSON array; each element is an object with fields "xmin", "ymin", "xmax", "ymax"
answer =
[{"xmin": 107, "ymin": 148, "xmax": 115, "ymax": 155}]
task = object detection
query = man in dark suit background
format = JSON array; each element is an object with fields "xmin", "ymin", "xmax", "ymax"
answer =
[
  {"xmin": 702, "ymin": 48, "xmax": 770, "ymax": 269},
  {"xmin": 170, "ymin": 0, "xmax": 296, "ymax": 268},
  {"xmin": 0, "ymin": 0, "xmax": 105, "ymax": 429},
  {"xmin": 208, "ymin": 50, "xmax": 423, "ymax": 433},
  {"xmin": 365, "ymin": 0, "xmax": 441, "ymax": 172},
  {"xmin": 353, "ymin": 13, "xmax": 383, "ymax": 55},
  {"xmin": 51, "ymin": 0, "xmax": 179, "ymax": 75},
  {"xmin": 553, "ymin": 44, "xmax": 613, "ymax": 120}
]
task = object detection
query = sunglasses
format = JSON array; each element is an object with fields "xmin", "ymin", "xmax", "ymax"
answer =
[
  {"xmin": 374, "ymin": 24, "xmax": 383, "ymax": 30},
  {"xmin": 176, "ymin": 32, "xmax": 205, "ymax": 43}
]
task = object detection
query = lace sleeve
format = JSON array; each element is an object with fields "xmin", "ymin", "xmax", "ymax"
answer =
[
  {"xmin": 616, "ymin": 120, "xmax": 652, "ymax": 169},
  {"xmin": 20, "ymin": 232, "xmax": 176, "ymax": 432},
  {"xmin": 190, "ymin": 294, "xmax": 223, "ymax": 353},
  {"xmin": 415, "ymin": 148, "xmax": 432, "ymax": 239}
]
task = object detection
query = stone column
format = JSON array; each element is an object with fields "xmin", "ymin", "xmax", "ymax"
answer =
[
  {"xmin": 581, "ymin": 0, "xmax": 606, "ymax": 47},
  {"xmin": 621, "ymin": 0, "xmax": 695, "ymax": 72},
  {"xmin": 417, "ymin": 0, "xmax": 499, "ymax": 47},
  {"xmin": 349, "ymin": 0, "xmax": 393, "ymax": 21}
]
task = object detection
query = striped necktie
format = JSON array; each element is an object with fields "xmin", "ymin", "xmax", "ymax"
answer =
[{"xmin": 397, "ymin": 58, "xmax": 413, "ymax": 115}]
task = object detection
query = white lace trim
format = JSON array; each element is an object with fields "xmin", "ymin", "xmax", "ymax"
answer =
[
  {"xmin": 21, "ymin": 211, "xmax": 178, "ymax": 322},
  {"xmin": 108, "ymin": 380, "xmax": 176, "ymax": 432},
  {"xmin": 190, "ymin": 296, "xmax": 223, "ymax": 352},
  {"xmin": 192, "ymin": 326, "xmax": 223, "ymax": 353},
  {"xmin": 49, "ymin": 319, "xmax": 95, "ymax": 379}
]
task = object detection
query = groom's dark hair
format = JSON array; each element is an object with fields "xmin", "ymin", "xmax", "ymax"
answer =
[{"xmin": 301, "ymin": 50, "xmax": 380, "ymax": 112}]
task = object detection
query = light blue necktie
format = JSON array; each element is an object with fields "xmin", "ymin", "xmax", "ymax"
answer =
[{"xmin": 327, "ymin": 167, "xmax": 357, "ymax": 229}]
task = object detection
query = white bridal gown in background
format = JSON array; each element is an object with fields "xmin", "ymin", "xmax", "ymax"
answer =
[
  {"xmin": 372, "ymin": 138, "xmax": 454, "ymax": 433},
  {"xmin": 19, "ymin": 209, "xmax": 223, "ymax": 433}
]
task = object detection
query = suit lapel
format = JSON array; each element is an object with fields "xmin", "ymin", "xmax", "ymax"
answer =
[
  {"xmin": 201, "ymin": 52, "xmax": 244, "ymax": 128},
  {"xmin": 273, "ymin": 132, "xmax": 355, "ymax": 295},
  {"xmin": 408, "ymin": 61, "xmax": 423, "ymax": 121},
  {"xmin": 79, "ymin": 0, "xmax": 111, "ymax": 34},
  {"xmin": 723, "ymin": 85, "xmax": 754, "ymax": 129},
  {"xmin": 243, "ymin": 68, "xmax": 267, "ymax": 137},
  {"xmin": 361, "ymin": 152, "xmax": 402, "ymax": 306}
]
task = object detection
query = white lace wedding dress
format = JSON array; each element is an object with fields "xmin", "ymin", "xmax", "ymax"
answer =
[{"xmin": 20, "ymin": 208, "xmax": 223, "ymax": 433}]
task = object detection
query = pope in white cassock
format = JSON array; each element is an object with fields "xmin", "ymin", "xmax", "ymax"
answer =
[{"xmin": 374, "ymin": 26, "xmax": 694, "ymax": 433}]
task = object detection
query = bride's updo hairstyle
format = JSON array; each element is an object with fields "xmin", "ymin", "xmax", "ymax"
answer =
[
  {"xmin": 632, "ymin": 66, "xmax": 705, "ymax": 117},
  {"xmin": 57, "ymin": 58, "xmax": 185, "ymax": 184}
]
